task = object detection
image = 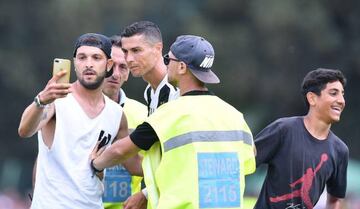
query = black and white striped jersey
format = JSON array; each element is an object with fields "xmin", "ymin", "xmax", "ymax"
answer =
[{"xmin": 144, "ymin": 74, "xmax": 179, "ymax": 116}]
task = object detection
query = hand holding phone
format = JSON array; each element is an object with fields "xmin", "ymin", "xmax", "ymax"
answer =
[{"xmin": 53, "ymin": 58, "xmax": 71, "ymax": 83}]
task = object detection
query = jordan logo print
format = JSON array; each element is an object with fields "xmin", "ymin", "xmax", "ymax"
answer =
[{"xmin": 269, "ymin": 153, "xmax": 328, "ymax": 209}]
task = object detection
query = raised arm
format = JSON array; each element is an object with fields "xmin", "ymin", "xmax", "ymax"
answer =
[{"xmin": 18, "ymin": 70, "xmax": 71, "ymax": 138}]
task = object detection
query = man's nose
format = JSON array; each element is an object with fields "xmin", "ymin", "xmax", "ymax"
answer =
[
  {"xmin": 338, "ymin": 94, "xmax": 345, "ymax": 107},
  {"xmin": 125, "ymin": 52, "xmax": 134, "ymax": 63},
  {"xmin": 111, "ymin": 66, "xmax": 120, "ymax": 79},
  {"xmin": 85, "ymin": 58, "xmax": 94, "ymax": 68}
]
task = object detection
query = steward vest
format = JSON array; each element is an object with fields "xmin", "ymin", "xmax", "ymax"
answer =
[
  {"xmin": 104, "ymin": 97, "xmax": 147, "ymax": 209},
  {"xmin": 142, "ymin": 78, "xmax": 179, "ymax": 209},
  {"xmin": 144, "ymin": 95, "xmax": 256, "ymax": 209}
]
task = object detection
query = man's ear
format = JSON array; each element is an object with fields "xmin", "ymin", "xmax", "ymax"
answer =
[
  {"xmin": 73, "ymin": 58, "xmax": 76, "ymax": 72},
  {"xmin": 306, "ymin": 92, "xmax": 317, "ymax": 106},
  {"xmin": 105, "ymin": 59, "xmax": 114, "ymax": 78},
  {"xmin": 107, "ymin": 59, "xmax": 114, "ymax": 69},
  {"xmin": 154, "ymin": 42, "xmax": 163, "ymax": 55},
  {"xmin": 178, "ymin": 62, "xmax": 187, "ymax": 75}
]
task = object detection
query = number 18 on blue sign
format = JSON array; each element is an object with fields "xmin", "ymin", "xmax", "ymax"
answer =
[{"xmin": 197, "ymin": 152, "xmax": 240, "ymax": 208}]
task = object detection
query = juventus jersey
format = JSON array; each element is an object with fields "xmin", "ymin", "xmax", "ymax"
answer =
[{"xmin": 144, "ymin": 74, "xmax": 179, "ymax": 116}]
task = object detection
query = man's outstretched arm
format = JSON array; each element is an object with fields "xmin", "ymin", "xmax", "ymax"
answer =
[{"xmin": 91, "ymin": 135, "xmax": 141, "ymax": 172}]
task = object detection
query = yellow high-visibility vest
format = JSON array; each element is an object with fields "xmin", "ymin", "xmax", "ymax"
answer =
[
  {"xmin": 104, "ymin": 98, "xmax": 147, "ymax": 209},
  {"xmin": 143, "ymin": 95, "xmax": 256, "ymax": 209}
]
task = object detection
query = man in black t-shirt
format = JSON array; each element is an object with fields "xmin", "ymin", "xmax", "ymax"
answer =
[{"xmin": 254, "ymin": 68, "xmax": 348, "ymax": 209}]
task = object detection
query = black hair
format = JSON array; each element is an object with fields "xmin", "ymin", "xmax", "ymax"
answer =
[
  {"xmin": 301, "ymin": 68, "xmax": 346, "ymax": 109},
  {"xmin": 110, "ymin": 35, "xmax": 122, "ymax": 47},
  {"xmin": 120, "ymin": 21, "xmax": 162, "ymax": 44}
]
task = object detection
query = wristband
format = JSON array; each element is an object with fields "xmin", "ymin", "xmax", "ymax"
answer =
[{"xmin": 91, "ymin": 159, "xmax": 104, "ymax": 173}]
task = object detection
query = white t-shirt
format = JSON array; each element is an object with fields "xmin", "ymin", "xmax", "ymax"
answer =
[{"xmin": 31, "ymin": 93, "xmax": 122, "ymax": 209}]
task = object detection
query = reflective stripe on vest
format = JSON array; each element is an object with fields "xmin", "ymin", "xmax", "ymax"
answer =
[
  {"xmin": 144, "ymin": 95, "xmax": 256, "ymax": 209},
  {"xmin": 164, "ymin": 130, "xmax": 253, "ymax": 152}
]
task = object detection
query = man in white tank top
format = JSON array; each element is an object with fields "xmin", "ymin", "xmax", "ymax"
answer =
[{"xmin": 18, "ymin": 33, "xmax": 142, "ymax": 209}]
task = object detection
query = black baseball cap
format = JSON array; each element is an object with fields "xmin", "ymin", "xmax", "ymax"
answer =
[
  {"xmin": 73, "ymin": 33, "xmax": 112, "ymax": 59},
  {"xmin": 170, "ymin": 35, "xmax": 220, "ymax": 84}
]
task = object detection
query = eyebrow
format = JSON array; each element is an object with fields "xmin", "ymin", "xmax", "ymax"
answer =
[
  {"xmin": 129, "ymin": 46, "xmax": 142, "ymax": 51},
  {"xmin": 328, "ymin": 88, "xmax": 345, "ymax": 94}
]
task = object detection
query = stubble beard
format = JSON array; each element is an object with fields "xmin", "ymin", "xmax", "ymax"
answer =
[
  {"xmin": 168, "ymin": 76, "xmax": 178, "ymax": 87},
  {"xmin": 79, "ymin": 71, "xmax": 106, "ymax": 90}
]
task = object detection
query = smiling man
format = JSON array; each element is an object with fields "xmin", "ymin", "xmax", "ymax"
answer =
[{"xmin": 254, "ymin": 68, "xmax": 349, "ymax": 209}]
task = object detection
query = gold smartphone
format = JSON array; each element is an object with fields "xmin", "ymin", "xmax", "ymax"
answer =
[{"xmin": 53, "ymin": 58, "xmax": 71, "ymax": 83}]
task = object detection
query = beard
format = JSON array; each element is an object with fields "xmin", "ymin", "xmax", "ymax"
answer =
[{"xmin": 78, "ymin": 69, "xmax": 106, "ymax": 90}]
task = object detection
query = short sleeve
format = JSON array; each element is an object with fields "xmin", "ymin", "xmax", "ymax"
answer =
[
  {"xmin": 326, "ymin": 148, "xmax": 349, "ymax": 198},
  {"xmin": 130, "ymin": 122, "xmax": 159, "ymax": 150},
  {"xmin": 254, "ymin": 119, "xmax": 284, "ymax": 166}
]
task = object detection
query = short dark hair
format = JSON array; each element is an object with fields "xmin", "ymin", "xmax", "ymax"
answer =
[
  {"xmin": 120, "ymin": 21, "xmax": 162, "ymax": 44},
  {"xmin": 301, "ymin": 68, "xmax": 346, "ymax": 108},
  {"xmin": 110, "ymin": 35, "xmax": 122, "ymax": 47}
]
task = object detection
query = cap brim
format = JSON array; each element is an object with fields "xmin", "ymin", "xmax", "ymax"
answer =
[{"xmin": 189, "ymin": 68, "xmax": 220, "ymax": 84}]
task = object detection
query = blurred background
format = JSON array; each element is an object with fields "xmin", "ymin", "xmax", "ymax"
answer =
[{"xmin": 1, "ymin": 0, "xmax": 359, "ymax": 208}]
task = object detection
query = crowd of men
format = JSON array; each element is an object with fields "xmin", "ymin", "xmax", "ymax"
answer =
[{"xmin": 18, "ymin": 20, "xmax": 349, "ymax": 209}]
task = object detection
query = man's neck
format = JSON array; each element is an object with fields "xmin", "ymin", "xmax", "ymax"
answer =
[
  {"xmin": 143, "ymin": 62, "xmax": 167, "ymax": 91},
  {"xmin": 303, "ymin": 114, "xmax": 331, "ymax": 140},
  {"xmin": 72, "ymin": 81, "xmax": 104, "ymax": 105},
  {"xmin": 178, "ymin": 75, "xmax": 208, "ymax": 96},
  {"xmin": 107, "ymin": 91, "xmax": 120, "ymax": 103},
  {"xmin": 180, "ymin": 86, "xmax": 208, "ymax": 96}
]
